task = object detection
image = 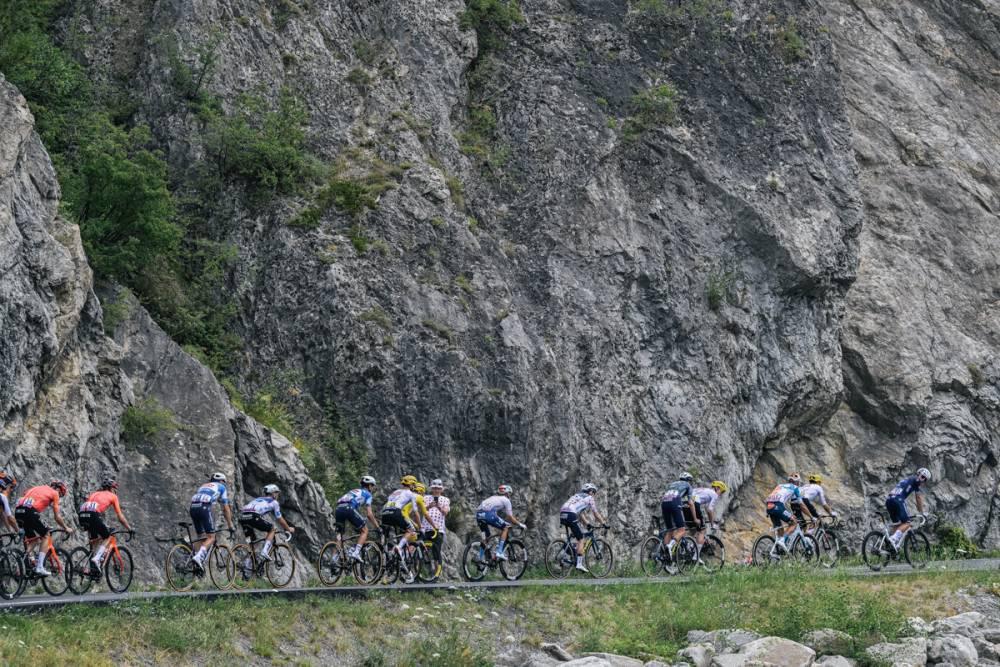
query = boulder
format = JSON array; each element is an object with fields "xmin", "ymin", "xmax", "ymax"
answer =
[
  {"xmin": 542, "ymin": 644, "xmax": 574, "ymax": 662},
  {"xmin": 520, "ymin": 655, "xmax": 565, "ymax": 667},
  {"xmin": 815, "ymin": 657, "xmax": 856, "ymax": 667},
  {"xmin": 975, "ymin": 637, "xmax": 1000, "ymax": 661},
  {"xmin": 562, "ymin": 659, "xmax": 614, "ymax": 667},
  {"xmin": 642, "ymin": 662, "xmax": 671, "ymax": 667},
  {"xmin": 801, "ymin": 629, "xmax": 853, "ymax": 656},
  {"xmin": 927, "ymin": 635, "xmax": 977, "ymax": 667},
  {"xmin": 677, "ymin": 644, "xmax": 715, "ymax": 667},
  {"xmin": 709, "ymin": 657, "xmax": 748, "ymax": 667},
  {"xmin": 578, "ymin": 655, "xmax": 644, "ymax": 667},
  {"xmin": 737, "ymin": 637, "xmax": 815, "ymax": 667},
  {"xmin": 864, "ymin": 638, "xmax": 928, "ymax": 667},
  {"xmin": 902, "ymin": 618, "xmax": 934, "ymax": 638},
  {"xmin": 930, "ymin": 613, "xmax": 985, "ymax": 637},
  {"xmin": 984, "ymin": 628, "xmax": 1000, "ymax": 644},
  {"xmin": 688, "ymin": 630, "xmax": 763, "ymax": 654}
]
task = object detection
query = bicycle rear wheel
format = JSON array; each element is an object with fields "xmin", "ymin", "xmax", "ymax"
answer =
[
  {"xmin": 0, "ymin": 551, "xmax": 22, "ymax": 600},
  {"xmin": 41, "ymin": 548, "xmax": 70, "ymax": 596},
  {"xmin": 585, "ymin": 539, "xmax": 614, "ymax": 578},
  {"xmin": 353, "ymin": 542, "xmax": 383, "ymax": 585},
  {"xmin": 817, "ymin": 530, "xmax": 840, "ymax": 568},
  {"xmin": 904, "ymin": 531, "xmax": 931, "ymax": 569},
  {"xmin": 500, "ymin": 539, "xmax": 529, "ymax": 581},
  {"xmin": 700, "ymin": 535, "xmax": 725, "ymax": 573},
  {"xmin": 752, "ymin": 535, "xmax": 776, "ymax": 567},
  {"xmin": 67, "ymin": 546, "xmax": 95, "ymax": 595},
  {"xmin": 165, "ymin": 544, "xmax": 195, "ymax": 592},
  {"xmin": 861, "ymin": 531, "xmax": 890, "ymax": 572},
  {"xmin": 317, "ymin": 541, "xmax": 345, "ymax": 586},
  {"xmin": 674, "ymin": 537, "xmax": 698, "ymax": 574},
  {"xmin": 461, "ymin": 541, "xmax": 488, "ymax": 582},
  {"xmin": 106, "ymin": 546, "xmax": 134, "ymax": 593},
  {"xmin": 382, "ymin": 549, "xmax": 400, "ymax": 585},
  {"xmin": 266, "ymin": 544, "xmax": 295, "ymax": 587},
  {"xmin": 208, "ymin": 544, "xmax": 234, "ymax": 590},
  {"xmin": 639, "ymin": 537, "xmax": 664, "ymax": 577},
  {"xmin": 231, "ymin": 544, "xmax": 256, "ymax": 589},
  {"xmin": 544, "ymin": 540, "xmax": 573, "ymax": 579}
]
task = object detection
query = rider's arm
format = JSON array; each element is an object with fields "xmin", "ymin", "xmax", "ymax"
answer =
[
  {"xmin": 415, "ymin": 495, "xmax": 433, "ymax": 523},
  {"xmin": 915, "ymin": 492, "xmax": 925, "ymax": 514},
  {"xmin": 366, "ymin": 505, "xmax": 379, "ymax": 527},
  {"xmin": 277, "ymin": 516, "xmax": 293, "ymax": 531},
  {"xmin": 111, "ymin": 496, "xmax": 132, "ymax": 532},
  {"xmin": 52, "ymin": 497, "xmax": 71, "ymax": 532},
  {"xmin": 223, "ymin": 503, "xmax": 234, "ymax": 528}
]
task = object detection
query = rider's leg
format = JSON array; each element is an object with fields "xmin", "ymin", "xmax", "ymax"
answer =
[
  {"xmin": 261, "ymin": 527, "xmax": 277, "ymax": 559},
  {"xmin": 497, "ymin": 525, "xmax": 510, "ymax": 555},
  {"xmin": 36, "ymin": 535, "xmax": 54, "ymax": 572},
  {"xmin": 92, "ymin": 536, "xmax": 111, "ymax": 566},
  {"xmin": 890, "ymin": 521, "xmax": 911, "ymax": 546},
  {"xmin": 194, "ymin": 532, "xmax": 215, "ymax": 564},
  {"xmin": 357, "ymin": 524, "xmax": 369, "ymax": 547}
]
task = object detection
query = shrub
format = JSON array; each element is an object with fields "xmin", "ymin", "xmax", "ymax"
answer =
[
  {"xmin": 459, "ymin": 0, "xmax": 524, "ymax": 54},
  {"xmin": 624, "ymin": 82, "xmax": 679, "ymax": 138},
  {"xmin": 707, "ymin": 269, "xmax": 736, "ymax": 310},
  {"xmin": 121, "ymin": 398, "xmax": 178, "ymax": 445},
  {"xmin": 776, "ymin": 18, "xmax": 808, "ymax": 63},
  {"xmin": 934, "ymin": 523, "xmax": 979, "ymax": 559}
]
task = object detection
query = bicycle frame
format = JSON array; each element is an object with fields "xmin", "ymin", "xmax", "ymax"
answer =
[
  {"xmin": 24, "ymin": 530, "xmax": 67, "ymax": 574},
  {"xmin": 92, "ymin": 530, "xmax": 131, "ymax": 570}
]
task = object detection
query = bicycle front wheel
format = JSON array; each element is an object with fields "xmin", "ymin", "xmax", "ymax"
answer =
[
  {"xmin": 817, "ymin": 530, "xmax": 840, "ymax": 568},
  {"xmin": 500, "ymin": 539, "xmax": 529, "ymax": 581},
  {"xmin": 42, "ymin": 548, "xmax": 71, "ymax": 596},
  {"xmin": 639, "ymin": 537, "xmax": 664, "ymax": 576},
  {"xmin": 861, "ymin": 531, "xmax": 890, "ymax": 572},
  {"xmin": 585, "ymin": 539, "xmax": 614, "ymax": 578},
  {"xmin": 700, "ymin": 535, "xmax": 725, "ymax": 573},
  {"xmin": 544, "ymin": 540, "xmax": 573, "ymax": 579},
  {"xmin": 208, "ymin": 544, "xmax": 234, "ymax": 590},
  {"xmin": 904, "ymin": 531, "xmax": 931, "ymax": 569},
  {"xmin": 751, "ymin": 535, "xmax": 776, "ymax": 567},
  {"xmin": 165, "ymin": 544, "xmax": 195, "ymax": 592},
  {"xmin": 0, "ymin": 551, "xmax": 22, "ymax": 600},
  {"xmin": 67, "ymin": 546, "xmax": 95, "ymax": 595},
  {"xmin": 231, "ymin": 544, "xmax": 256, "ymax": 589},
  {"xmin": 266, "ymin": 544, "xmax": 295, "ymax": 588},
  {"xmin": 674, "ymin": 537, "xmax": 698, "ymax": 574},
  {"xmin": 461, "ymin": 541, "xmax": 488, "ymax": 582},
  {"xmin": 353, "ymin": 543, "xmax": 383, "ymax": 586},
  {"xmin": 317, "ymin": 541, "xmax": 345, "ymax": 586},
  {"xmin": 415, "ymin": 543, "xmax": 438, "ymax": 583},
  {"xmin": 790, "ymin": 534, "xmax": 820, "ymax": 566},
  {"xmin": 106, "ymin": 546, "xmax": 134, "ymax": 593}
]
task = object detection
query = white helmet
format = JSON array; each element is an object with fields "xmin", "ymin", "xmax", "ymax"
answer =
[
  {"xmin": 679, "ymin": 472, "xmax": 693, "ymax": 482},
  {"xmin": 916, "ymin": 468, "xmax": 931, "ymax": 482},
  {"xmin": 581, "ymin": 482, "xmax": 598, "ymax": 493},
  {"xmin": 787, "ymin": 473, "xmax": 802, "ymax": 485},
  {"xmin": 263, "ymin": 484, "xmax": 280, "ymax": 495},
  {"xmin": 211, "ymin": 472, "xmax": 227, "ymax": 483},
  {"xmin": 430, "ymin": 478, "xmax": 444, "ymax": 490},
  {"xmin": 361, "ymin": 475, "xmax": 377, "ymax": 487},
  {"xmin": 498, "ymin": 484, "xmax": 512, "ymax": 495}
]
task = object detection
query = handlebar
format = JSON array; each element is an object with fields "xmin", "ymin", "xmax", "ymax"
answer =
[
  {"xmin": 0, "ymin": 532, "xmax": 20, "ymax": 547},
  {"xmin": 109, "ymin": 528, "xmax": 135, "ymax": 543}
]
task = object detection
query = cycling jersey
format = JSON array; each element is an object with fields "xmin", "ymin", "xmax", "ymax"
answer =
[
  {"xmin": 560, "ymin": 492, "xmax": 597, "ymax": 515},
  {"xmin": 384, "ymin": 488, "xmax": 419, "ymax": 512},
  {"xmin": 477, "ymin": 495, "xmax": 513, "ymax": 516},
  {"xmin": 190, "ymin": 481, "xmax": 230, "ymax": 507},
  {"xmin": 691, "ymin": 487, "xmax": 720, "ymax": 511},
  {"xmin": 766, "ymin": 483, "xmax": 801, "ymax": 505},
  {"xmin": 661, "ymin": 481, "xmax": 693, "ymax": 505},
  {"xmin": 16, "ymin": 485, "xmax": 60, "ymax": 513},
  {"xmin": 799, "ymin": 483, "xmax": 828, "ymax": 506},
  {"xmin": 888, "ymin": 477, "xmax": 922, "ymax": 500},
  {"xmin": 337, "ymin": 488, "xmax": 373, "ymax": 510},
  {"xmin": 79, "ymin": 490, "xmax": 121, "ymax": 515},
  {"xmin": 241, "ymin": 497, "xmax": 282, "ymax": 519}
]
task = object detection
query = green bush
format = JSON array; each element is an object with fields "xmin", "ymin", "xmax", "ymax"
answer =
[
  {"xmin": 459, "ymin": 0, "xmax": 524, "ymax": 54},
  {"xmin": 121, "ymin": 398, "xmax": 178, "ymax": 445},
  {"xmin": 934, "ymin": 523, "xmax": 979, "ymax": 559},
  {"xmin": 624, "ymin": 82, "xmax": 680, "ymax": 139},
  {"xmin": 777, "ymin": 18, "xmax": 808, "ymax": 63}
]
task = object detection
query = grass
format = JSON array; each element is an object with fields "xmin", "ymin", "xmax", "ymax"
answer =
[
  {"xmin": 0, "ymin": 570, "xmax": 993, "ymax": 665},
  {"xmin": 120, "ymin": 398, "xmax": 178, "ymax": 445}
]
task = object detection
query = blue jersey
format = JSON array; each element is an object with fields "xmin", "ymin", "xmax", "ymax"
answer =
[
  {"xmin": 191, "ymin": 482, "xmax": 230, "ymax": 507},
  {"xmin": 661, "ymin": 481, "xmax": 693, "ymax": 504},
  {"xmin": 337, "ymin": 488, "xmax": 373, "ymax": 510},
  {"xmin": 242, "ymin": 496, "xmax": 282, "ymax": 518},
  {"xmin": 888, "ymin": 477, "xmax": 922, "ymax": 501}
]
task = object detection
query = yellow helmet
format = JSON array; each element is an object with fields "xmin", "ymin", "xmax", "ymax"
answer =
[
  {"xmin": 413, "ymin": 482, "xmax": 426, "ymax": 494},
  {"xmin": 711, "ymin": 480, "xmax": 728, "ymax": 494},
  {"xmin": 400, "ymin": 475, "xmax": 417, "ymax": 487},
  {"xmin": 807, "ymin": 473, "xmax": 822, "ymax": 484}
]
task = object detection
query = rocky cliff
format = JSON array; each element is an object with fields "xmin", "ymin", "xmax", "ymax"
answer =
[{"xmin": 1, "ymin": 0, "xmax": 998, "ymax": 575}]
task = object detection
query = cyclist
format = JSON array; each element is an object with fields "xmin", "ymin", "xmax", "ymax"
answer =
[
  {"xmin": 559, "ymin": 483, "xmax": 607, "ymax": 573},
  {"xmin": 239, "ymin": 484, "xmax": 295, "ymax": 561},
  {"xmin": 798, "ymin": 473, "xmax": 838, "ymax": 527},
  {"xmin": 0, "ymin": 472, "xmax": 18, "ymax": 531},
  {"xmin": 335, "ymin": 475, "xmax": 379, "ymax": 562},
  {"xmin": 884, "ymin": 468, "xmax": 931, "ymax": 552},
  {"xmin": 766, "ymin": 473, "xmax": 812, "ymax": 551},
  {"xmin": 78, "ymin": 477, "xmax": 133, "ymax": 576},
  {"xmin": 381, "ymin": 475, "xmax": 435, "ymax": 557},
  {"xmin": 189, "ymin": 472, "xmax": 234, "ymax": 571},
  {"xmin": 689, "ymin": 480, "xmax": 728, "ymax": 561},
  {"xmin": 421, "ymin": 479, "xmax": 450, "ymax": 578},
  {"xmin": 661, "ymin": 472, "xmax": 697, "ymax": 563},
  {"xmin": 475, "ymin": 484, "xmax": 525, "ymax": 561},
  {"xmin": 15, "ymin": 479, "xmax": 73, "ymax": 576}
]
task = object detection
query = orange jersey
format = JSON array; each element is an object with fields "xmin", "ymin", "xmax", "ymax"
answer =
[
  {"xmin": 16, "ymin": 485, "xmax": 60, "ymax": 512},
  {"xmin": 79, "ymin": 490, "xmax": 121, "ymax": 514}
]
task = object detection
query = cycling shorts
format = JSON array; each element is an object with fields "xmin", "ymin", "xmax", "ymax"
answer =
[
  {"xmin": 886, "ymin": 497, "xmax": 909, "ymax": 524},
  {"xmin": 766, "ymin": 501, "xmax": 795, "ymax": 527},
  {"xmin": 78, "ymin": 511, "xmax": 111, "ymax": 540},
  {"xmin": 475, "ymin": 509, "xmax": 509, "ymax": 536},
  {"xmin": 559, "ymin": 511, "xmax": 584, "ymax": 540},
  {"xmin": 14, "ymin": 507, "xmax": 47, "ymax": 538},
  {"xmin": 381, "ymin": 508, "xmax": 415, "ymax": 533},
  {"xmin": 661, "ymin": 501, "xmax": 686, "ymax": 531},
  {"xmin": 683, "ymin": 503, "xmax": 705, "ymax": 527},
  {"xmin": 335, "ymin": 505, "xmax": 366, "ymax": 531},
  {"xmin": 190, "ymin": 504, "xmax": 216, "ymax": 535},
  {"xmin": 239, "ymin": 513, "xmax": 272, "ymax": 538}
]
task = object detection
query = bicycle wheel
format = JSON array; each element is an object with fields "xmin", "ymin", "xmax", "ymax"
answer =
[
  {"xmin": 544, "ymin": 540, "xmax": 573, "ymax": 579},
  {"xmin": 354, "ymin": 542, "xmax": 384, "ymax": 585},
  {"xmin": 102, "ymin": 545, "xmax": 133, "ymax": 593},
  {"xmin": 817, "ymin": 530, "xmax": 840, "ymax": 568},
  {"xmin": 266, "ymin": 544, "xmax": 295, "ymax": 587},
  {"xmin": 585, "ymin": 539, "xmax": 614, "ymax": 578},
  {"xmin": 752, "ymin": 535, "xmax": 776, "ymax": 567},
  {"xmin": 165, "ymin": 543, "xmax": 196, "ymax": 592},
  {"xmin": 500, "ymin": 539, "xmax": 529, "ymax": 581},
  {"xmin": 41, "ymin": 548, "xmax": 71, "ymax": 596},
  {"xmin": 0, "ymin": 551, "xmax": 21, "ymax": 600},
  {"xmin": 639, "ymin": 537, "xmax": 664, "ymax": 576},
  {"xmin": 67, "ymin": 546, "xmax": 95, "ymax": 595},
  {"xmin": 790, "ymin": 534, "xmax": 820, "ymax": 566},
  {"xmin": 415, "ymin": 543, "xmax": 438, "ymax": 583},
  {"xmin": 700, "ymin": 535, "xmax": 725, "ymax": 573},
  {"xmin": 231, "ymin": 544, "xmax": 256, "ymax": 589},
  {"xmin": 904, "ymin": 531, "xmax": 931, "ymax": 569},
  {"xmin": 317, "ymin": 541, "xmax": 345, "ymax": 586},
  {"xmin": 11, "ymin": 549, "xmax": 28, "ymax": 598},
  {"xmin": 674, "ymin": 537, "xmax": 698, "ymax": 574},
  {"xmin": 208, "ymin": 544, "xmax": 234, "ymax": 590},
  {"xmin": 861, "ymin": 531, "xmax": 890, "ymax": 572},
  {"xmin": 382, "ymin": 548, "xmax": 400, "ymax": 585},
  {"xmin": 461, "ymin": 541, "xmax": 488, "ymax": 582}
]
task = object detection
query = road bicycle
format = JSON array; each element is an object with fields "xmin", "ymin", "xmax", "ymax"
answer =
[
  {"xmin": 545, "ymin": 524, "xmax": 614, "ymax": 578},
  {"xmin": 461, "ymin": 526, "xmax": 528, "ymax": 582},
  {"xmin": 231, "ymin": 528, "xmax": 296, "ymax": 589},
  {"xmin": 751, "ymin": 521, "xmax": 819, "ymax": 567},
  {"xmin": 804, "ymin": 514, "xmax": 842, "ymax": 568},
  {"xmin": 862, "ymin": 512, "xmax": 932, "ymax": 571},
  {"xmin": 378, "ymin": 524, "xmax": 436, "ymax": 584},
  {"xmin": 0, "ymin": 532, "xmax": 23, "ymax": 599},
  {"xmin": 68, "ymin": 528, "xmax": 135, "ymax": 594},
  {"xmin": 163, "ymin": 522, "xmax": 234, "ymax": 592},
  {"xmin": 317, "ymin": 523, "xmax": 383, "ymax": 586},
  {"xmin": 12, "ymin": 528, "xmax": 72, "ymax": 596},
  {"xmin": 639, "ymin": 517, "xmax": 698, "ymax": 576}
]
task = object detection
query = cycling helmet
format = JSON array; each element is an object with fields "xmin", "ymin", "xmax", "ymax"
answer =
[
  {"xmin": 679, "ymin": 472, "xmax": 694, "ymax": 482},
  {"xmin": 50, "ymin": 479, "xmax": 68, "ymax": 497},
  {"xmin": 430, "ymin": 478, "xmax": 444, "ymax": 490},
  {"xmin": 498, "ymin": 484, "xmax": 512, "ymax": 495},
  {"xmin": 263, "ymin": 484, "xmax": 280, "ymax": 496},
  {"xmin": 0, "ymin": 472, "xmax": 17, "ymax": 490},
  {"xmin": 916, "ymin": 467, "xmax": 931, "ymax": 482},
  {"xmin": 807, "ymin": 473, "xmax": 822, "ymax": 484},
  {"xmin": 581, "ymin": 482, "xmax": 598, "ymax": 494},
  {"xmin": 100, "ymin": 477, "xmax": 119, "ymax": 491},
  {"xmin": 361, "ymin": 475, "xmax": 377, "ymax": 487},
  {"xmin": 400, "ymin": 474, "xmax": 418, "ymax": 487},
  {"xmin": 413, "ymin": 482, "xmax": 426, "ymax": 494},
  {"xmin": 211, "ymin": 472, "xmax": 227, "ymax": 483},
  {"xmin": 711, "ymin": 480, "xmax": 728, "ymax": 494},
  {"xmin": 787, "ymin": 473, "xmax": 801, "ymax": 485}
]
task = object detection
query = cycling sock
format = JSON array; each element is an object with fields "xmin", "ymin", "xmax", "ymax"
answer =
[
  {"xmin": 890, "ymin": 530, "xmax": 903, "ymax": 545},
  {"xmin": 667, "ymin": 539, "xmax": 676, "ymax": 551},
  {"xmin": 397, "ymin": 537, "xmax": 408, "ymax": 551},
  {"xmin": 194, "ymin": 546, "xmax": 208, "ymax": 563},
  {"xmin": 261, "ymin": 540, "xmax": 273, "ymax": 558},
  {"xmin": 695, "ymin": 542, "xmax": 702, "ymax": 558},
  {"xmin": 93, "ymin": 545, "xmax": 107, "ymax": 563},
  {"xmin": 497, "ymin": 540, "xmax": 506, "ymax": 554},
  {"xmin": 35, "ymin": 552, "xmax": 46, "ymax": 569},
  {"xmin": 478, "ymin": 546, "xmax": 485, "ymax": 559}
]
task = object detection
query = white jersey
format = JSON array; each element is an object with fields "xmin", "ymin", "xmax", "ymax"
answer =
[
  {"xmin": 477, "ymin": 495, "xmax": 512, "ymax": 515},
  {"xmin": 0, "ymin": 493, "xmax": 10, "ymax": 517},
  {"xmin": 560, "ymin": 492, "xmax": 597, "ymax": 515},
  {"xmin": 241, "ymin": 496, "xmax": 282, "ymax": 518},
  {"xmin": 799, "ymin": 484, "xmax": 828, "ymax": 506},
  {"xmin": 384, "ymin": 488, "xmax": 418, "ymax": 511},
  {"xmin": 691, "ymin": 487, "xmax": 720, "ymax": 511}
]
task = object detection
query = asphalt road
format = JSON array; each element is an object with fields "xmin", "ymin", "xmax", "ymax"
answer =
[{"xmin": 0, "ymin": 558, "xmax": 996, "ymax": 612}]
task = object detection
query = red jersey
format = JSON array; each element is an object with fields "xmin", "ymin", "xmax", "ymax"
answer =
[
  {"xmin": 16, "ymin": 486, "xmax": 60, "ymax": 512},
  {"xmin": 79, "ymin": 490, "xmax": 121, "ymax": 514}
]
